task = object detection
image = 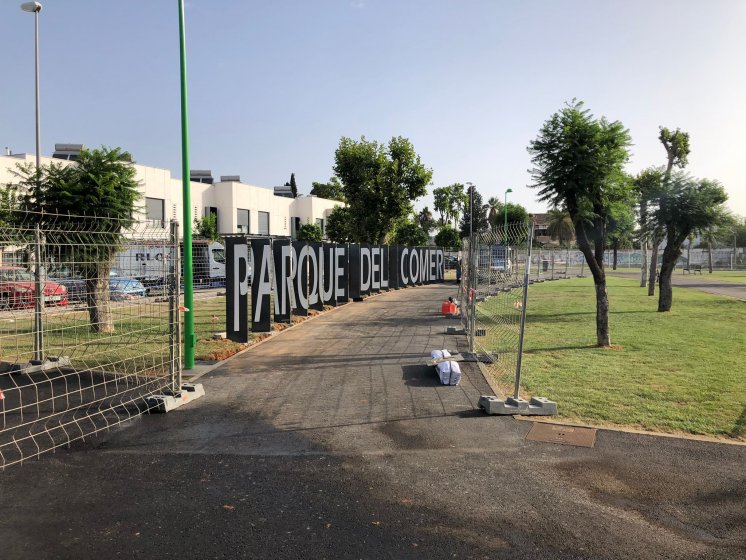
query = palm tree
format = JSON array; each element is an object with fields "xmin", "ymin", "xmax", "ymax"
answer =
[
  {"xmin": 486, "ymin": 197, "xmax": 501, "ymax": 231},
  {"xmin": 418, "ymin": 206, "xmax": 435, "ymax": 234},
  {"xmin": 546, "ymin": 208, "xmax": 575, "ymax": 246}
]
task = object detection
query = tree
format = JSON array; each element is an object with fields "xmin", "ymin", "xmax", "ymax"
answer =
[
  {"xmin": 390, "ymin": 219, "xmax": 429, "ymax": 246},
  {"xmin": 325, "ymin": 206, "xmax": 353, "ymax": 242},
  {"xmin": 528, "ymin": 100, "xmax": 632, "ymax": 346},
  {"xmin": 487, "ymin": 197, "xmax": 501, "ymax": 230},
  {"xmin": 12, "ymin": 147, "xmax": 140, "ymax": 333},
  {"xmin": 646, "ymin": 172, "xmax": 728, "ymax": 311},
  {"xmin": 417, "ymin": 206, "xmax": 436, "ymax": 234},
  {"xmin": 606, "ymin": 200, "xmax": 636, "ymax": 270},
  {"xmin": 487, "ymin": 198, "xmax": 529, "ymax": 231},
  {"xmin": 459, "ymin": 184, "xmax": 489, "ymax": 239},
  {"xmin": 433, "ymin": 183, "xmax": 467, "ymax": 228},
  {"xmin": 333, "ymin": 136, "xmax": 432, "ymax": 244},
  {"xmin": 289, "ymin": 173, "xmax": 298, "ymax": 198},
  {"xmin": 648, "ymin": 127, "xmax": 691, "ymax": 296},
  {"xmin": 297, "ymin": 222, "xmax": 323, "ymax": 242},
  {"xmin": 546, "ymin": 208, "xmax": 575, "ymax": 247},
  {"xmin": 433, "ymin": 186, "xmax": 449, "ymax": 225},
  {"xmin": 194, "ymin": 213, "xmax": 220, "ymax": 241},
  {"xmin": 310, "ymin": 176, "xmax": 345, "ymax": 202},
  {"xmin": 434, "ymin": 225, "xmax": 461, "ymax": 249},
  {"xmin": 634, "ymin": 168, "xmax": 664, "ymax": 288}
]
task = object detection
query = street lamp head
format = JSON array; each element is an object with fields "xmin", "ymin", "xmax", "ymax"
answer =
[
  {"xmin": 21, "ymin": 1, "xmax": 42, "ymax": 12},
  {"xmin": 506, "ymin": 188, "xmax": 513, "ymax": 194}
]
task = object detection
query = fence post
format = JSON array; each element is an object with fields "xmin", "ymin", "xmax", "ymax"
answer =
[
  {"xmin": 33, "ymin": 223, "xmax": 45, "ymax": 362},
  {"xmin": 169, "ymin": 220, "xmax": 182, "ymax": 394},
  {"xmin": 514, "ymin": 223, "xmax": 534, "ymax": 399},
  {"xmin": 468, "ymin": 237, "xmax": 477, "ymax": 353}
]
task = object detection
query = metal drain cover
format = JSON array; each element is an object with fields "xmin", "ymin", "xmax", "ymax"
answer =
[{"xmin": 526, "ymin": 422, "xmax": 597, "ymax": 447}]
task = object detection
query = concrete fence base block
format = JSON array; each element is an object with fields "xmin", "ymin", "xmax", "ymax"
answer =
[
  {"xmin": 146, "ymin": 383, "xmax": 205, "ymax": 413},
  {"xmin": 446, "ymin": 326, "xmax": 465, "ymax": 334},
  {"xmin": 524, "ymin": 396, "xmax": 558, "ymax": 416},
  {"xmin": 479, "ymin": 395, "xmax": 557, "ymax": 416},
  {"xmin": 8, "ymin": 356, "xmax": 73, "ymax": 375}
]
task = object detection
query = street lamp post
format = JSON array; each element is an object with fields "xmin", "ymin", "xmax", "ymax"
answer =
[
  {"xmin": 21, "ymin": 1, "xmax": 44, "ymax": 362},
  {"xmin": 21, "ymin": 2, "xmax": 42, "ymax": 173},
  {"xmin": 503, "ymin": 188, "xmax": 513, "ymax": 246}
]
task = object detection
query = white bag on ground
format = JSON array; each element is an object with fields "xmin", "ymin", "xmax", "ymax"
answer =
[{"xmin": 430, "ymin": 349, "xmax": 461, "ymax": 386}]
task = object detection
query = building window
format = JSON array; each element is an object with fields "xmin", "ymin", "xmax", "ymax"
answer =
[
  {"xmin": 258, "ymin": 211, "xmax": 270, "ymax": 236},
  {"xmin": 146, "ymin": 197, "xmax": 165, "ymax": 223},
  {"xmin": 290, "ymin": 217, "xmax": 301, "ymax": 239},
  {"xmin": 237, "ymin": 209, "xmax": 250, "ymax": 234}
]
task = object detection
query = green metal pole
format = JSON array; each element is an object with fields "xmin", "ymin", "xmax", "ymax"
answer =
[{"xmin": 178, "ymin": 0, "xmax": 195, "ymax": 369}]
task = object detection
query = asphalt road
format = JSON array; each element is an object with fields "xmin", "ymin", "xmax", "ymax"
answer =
[{"xmin": 0, "ymin": 284, "xmax": 744, "ymax": 559}]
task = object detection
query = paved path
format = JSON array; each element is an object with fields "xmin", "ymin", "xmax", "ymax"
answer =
[
  {"xmin": 0, "ymin": 284, "xmax": 744, "ymax": 559},
  {"xmin": 608, "ymin": 270, "xmax": 746, "ymax": 300}
]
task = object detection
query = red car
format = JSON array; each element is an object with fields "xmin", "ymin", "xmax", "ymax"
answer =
[{"xmin": 0, "ymin": 267, "xmax": 69, "ymax": 309}]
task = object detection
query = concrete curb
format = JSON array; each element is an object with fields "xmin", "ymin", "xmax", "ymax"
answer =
[{"xmin": 514, "ymin": 415, "xmax": 746, "ymax": 447}]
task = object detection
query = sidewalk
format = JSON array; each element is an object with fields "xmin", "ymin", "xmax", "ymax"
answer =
[{"xmin": 0, "ymin": 284, "xmax": 744, "ymax": 559}]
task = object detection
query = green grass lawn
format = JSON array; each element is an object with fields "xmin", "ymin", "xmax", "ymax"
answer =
[
  {"xmin": 702, "ymin": 270, "xmax": 746, "ymax": 284},
  {"xmin": 0, "ymin": 294, "xmax": 252, "ymax": 370},
  {"xmin": 515, "ymin": 277, "xmax": 745, "ymax": 438},
  {"xmin": 608, "ymin": 267, "xmax": 746, "ymax": 284}
]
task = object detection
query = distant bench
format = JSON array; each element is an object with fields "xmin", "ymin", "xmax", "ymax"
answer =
[{"xmin": 682, "ymin": 264, "xmax": 702, "ymax": 274}]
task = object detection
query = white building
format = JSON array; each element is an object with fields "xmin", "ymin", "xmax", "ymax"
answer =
[{"xmin": 0, "ymin": 147, "xmax": 342, "ymax": 239}]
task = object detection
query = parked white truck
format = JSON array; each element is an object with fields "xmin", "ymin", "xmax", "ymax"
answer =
[{"xmin": 115, "ymin": 240, "xmax": 227, "ymax": 288}]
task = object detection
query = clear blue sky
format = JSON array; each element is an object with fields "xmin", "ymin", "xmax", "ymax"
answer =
[{"xmin": 3, "ymin": 0, "xmax": 745, "ymax": 216}]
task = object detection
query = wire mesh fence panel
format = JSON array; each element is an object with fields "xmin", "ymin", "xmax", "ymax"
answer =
[
  {"xmin": 0, "ymin": 210, "xmax": 178, "ymax": 468},
  {"xmin": 461, "ymin": 223, "xmax": 532, "ymax": 397}
]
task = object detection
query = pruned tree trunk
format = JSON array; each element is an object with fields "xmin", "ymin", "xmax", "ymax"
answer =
[
  {"xmin": 707, "ymin": 241, "xmax": 713, "ymax": 273},
  {"xmin": 86, "ymin": 262, "xmax": 114, "ymax": 333},
  {"xmin": 686, "ymin": 238, "xmax": 692, "ymax": 265},
  {"xmin": 640, "ymin": 239, "xmax": 648, "ymax": 287},
  {"xmin": 612, "ymin": 240, "xmax": 618, "ymax": 270},
  {"xmin": 648, "ymin": 238, "xmax": 660, "ymax": 296}
]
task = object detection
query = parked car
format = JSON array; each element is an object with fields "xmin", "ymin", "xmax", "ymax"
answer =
[
  {"xmin": 48, "ymin": 266, "xmax": 148, "ymax": 302},
  {"xmin": 109, "ymin": 276, "xmax": 149, "ymax": 300},
  {"xmin": 0, "ymin": 266, "xmax": 68, "ymax": 309}
]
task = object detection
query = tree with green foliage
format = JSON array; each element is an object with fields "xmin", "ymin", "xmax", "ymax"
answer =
[
  {"xmin": 310, "ymin": 176, "xmax": 345, "ymax": 202},
  {"xmin": 646, "ymin": 172, "xmax": 728, "ymax": 311},
  {"xmin": 390, "ymin": 219, "xmax": 429, "ymax": 246},
  {"xmin": 11, "ymin": 146, "xmax": 140, "ymax": 333},
  {"xmin": 607, "ymin": 200, "xmax": 636, "ymax": 270},
  {"xmin": 486, "ymin": 198, "xmax": 529, "ymax": 231},
  {"xmin": 325, "ymin": 205, "xmax": 353, "ymax": 242},
  {"xmin": 647, "ymin": 127, "xmax": 691, "ymax": 296},
  {"xmin": 333, "ymin": 136, "xmax": 432, "ymax": 244},
  {"xmin": 194, "ymin": 213, "xmax": 220, "ymax": 241},
  {"xmin": 634, "ymin": 168, "xmax": 664, "ymax": 288},
  {"xmin": 528, "ymin": 100, "xmax": 632, "ymax": 347},
  {"xmin": 297, "ymin": 222, "xmax": 323, "ymax": 242},
  {"xmin": 289, "ymin": 173, "xmax": 298, "ymax": 198},
  {"xmin": 459, "ymin": 184, "xmax": 489, "ymax": 239},
  {"xmin": 417, "ymin": 206, "xmax": 436, "ymax": 234},
  {"xmin": 433, "ymin": 183, "xmax": 467, "ymax": 228},
  {"xmin": 434, "ymin": 225, "xmax": 461, "ymax": 249},
  {"xmin": 546, "ymin": 208, "xmax": 575, "ymax": 247}
]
